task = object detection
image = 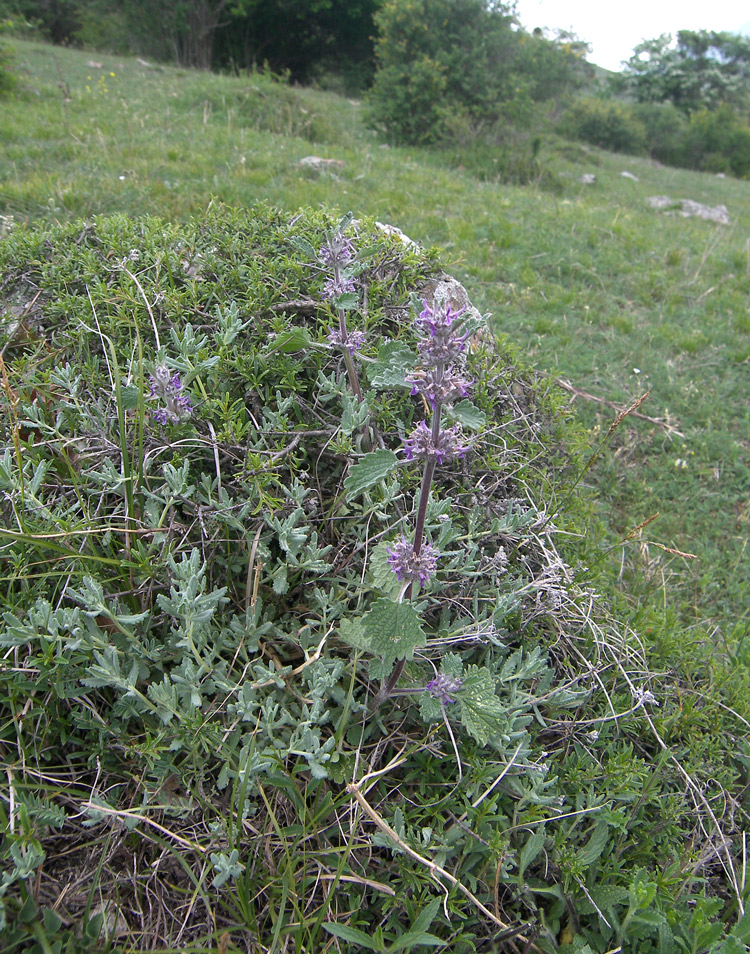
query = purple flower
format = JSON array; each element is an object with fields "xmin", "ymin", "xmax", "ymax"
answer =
[
  {"xmin": 414, "ymin": 300, "xmax": 471, "ymax": 367},
  {"xmin": 405, "ymin": 366, "xmax": 473, "ymax": 408},
  {"xmin": 415, "ymin": 300, "xmax": 465, "ymax": 338},
  {"xmin": 426, "ymin": 672, "xmax": 463, "ymax": 705},
  {"xmin": 148, "ymin": 364, "xmax": 192, "ymax": 424},
  {"xmin": 323, "ymin": 273, "xmax": 356, "ymax": 300},
  {"xmin": 403, "ymin": 420, "xmax": 471, "ymax": 463},
  {"xmin": 319, "ymin": 232, "xmax": 354, "ymax": 269},
  {"xmin": 417, "ymin": 332, "xmax": 468, "ymax": 367},
  {"xmin": 328, "ymin": 325, "xmax": 366, "ymax": 354},
  {"xmin": 386, "ymin": 535, "xmax": 440, "ymax": 586}
]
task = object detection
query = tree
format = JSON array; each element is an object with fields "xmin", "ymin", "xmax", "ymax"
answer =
[
  {"xmin": 367, "ymin": 0, "xmax": 589, "ymax": 144},
  {"xmin": 213, "ymin": 0, "xmax": 380, "ymax": 83},
  {"xmin": 8, "ymin": 0, "xmax": 380, "ymax": 80},
  {"xmin": 623, "ymin": 30, "xmax": 750, "ymax": 117}
]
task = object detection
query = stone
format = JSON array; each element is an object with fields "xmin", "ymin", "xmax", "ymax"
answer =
[
  {"xmin": 298, "ymin": 156, "xmax": 344, "ymax": 174},
  {"xmin": 646, "ymin": 195, "xmax": 730, "ymax": 225}
]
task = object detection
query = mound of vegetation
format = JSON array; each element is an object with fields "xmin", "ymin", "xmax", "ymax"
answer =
[{"xmin": 0, "ymin": 205, "xmax": 747, "ymax": 952}]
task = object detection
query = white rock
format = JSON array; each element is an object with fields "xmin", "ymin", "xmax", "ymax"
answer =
[{"xmin": 298, "ymin": 156, "xmax": 344, "ymax": 173}]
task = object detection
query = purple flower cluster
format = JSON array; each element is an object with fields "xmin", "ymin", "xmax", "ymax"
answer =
[
  {"xmin": 426, "ymin": 672, "xmax": 463, "ymax": 705},
  {"xmin": 386, "ymin": 535, "xmax": 440, "ymax": 586},
  {"xmin": 328, "ymin": 325, "xmax": 366, "ymax": 354},
  {"xmin": 319, "ymin": 233, "xmax": 354, "ymax": 269},
  {"xmin": 405, "ymin": 365, "xmax": 472, "ymax": 410},
  {"xmin": 403, "ymin": 420, "xmax": 470, "ymax": 464},
  {"xmin": 148, "ymin": 364, "xmax": 192, "ymax": 425},
  {"xmin": 323, "ymin": 273, "xmax": 356, "ymax": 300},
  {"xmin": 406, "ymin": 298, "xmax": 473, "ymax": 410},
  {"xmin": 319, "ymin": 232, "xmax": 356, "ymax": 301},
  {"xmin": 415, "ymin": 301, "xmax": 470, "ymax": 365}
]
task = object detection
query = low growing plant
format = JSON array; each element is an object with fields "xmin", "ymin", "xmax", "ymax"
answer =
[{"xmin": 0, "ymin": 205, "xmax": 746, "ymax": 952}]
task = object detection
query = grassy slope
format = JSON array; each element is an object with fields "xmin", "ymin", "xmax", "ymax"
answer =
[{"xmin": 2, "ymin": 39, "xmax": 748, "ymax": 656}]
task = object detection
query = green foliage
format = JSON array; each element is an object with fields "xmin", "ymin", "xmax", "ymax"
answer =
[
  {"xmin": 367, "ymin": 0, "xmax": 589, "ymax": 145},
  {"xmin": 0, "ymin": 204, "xmax": 604, "ymax": 947},
  {"xmin": 6, "ymin": 0, "xmax": 380, "ymax": 84},
  {"xmin": 632, "ymin": 101, "xmax": 687, "ymax": 165},
  {"xmin": 562, "ymin": 97, "xmax": 647, "ymax": 155},
  {"xmin": 682, "ymin": 104, "xmax": 750, "ymax": 177},
  {"xmin": 563, "ymin": 94, "xmax": 750, "ymax": 177},
  {"xmin": 0, "ymin": 37, "xmax": 15, "ymax": 94},
  {"xmin": 2, "ymin": 39, "xmax": 750, "ymax": 954},
  {"xmin": 623, "ymin": 29, "xmax": 750, "ymax": 116}
]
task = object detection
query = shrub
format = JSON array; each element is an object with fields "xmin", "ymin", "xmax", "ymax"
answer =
[
  {"xmin": 562, "ymin": 97, "xmax": 647, "ymax": 155},
  {"xmin": 633, "ymin": 101, "xmax": 688, "ymax": 165},
  {"xmin": 0, "ymin": 38, "xmax": 15, "ymax": 95},
  {"xmin": 0, "ymin": 205, "xmax": 744, "ymax": 951},
  {"xmin": 367, "ymin": 0, "xmax": 587, "ymax": 146},
  {"xmin": 683, "ymin": 104, "xmax": 750, "ymax": 178}
]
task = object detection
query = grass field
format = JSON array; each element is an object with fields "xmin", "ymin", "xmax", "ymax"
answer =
[
  {"xmin": 1, "ymin": 37, "xmax": 749, "ymax": 952},
  {"xmin": 3, "ymin": 41, "xmax": 747, "ymax": 645}
]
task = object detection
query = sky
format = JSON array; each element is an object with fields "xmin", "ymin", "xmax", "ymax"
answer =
[{"xmin": 512, "ymin": 0, "xmax": 750, "ymax": 72}]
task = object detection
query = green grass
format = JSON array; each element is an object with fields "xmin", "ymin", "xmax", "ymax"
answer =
[
  {"xmin": 1, "ymin": 38, "xmax": 750, "ymax": 953},
  {"xmin": 3, "ymin": 40, "xmax": 747, "ymax": 649}
]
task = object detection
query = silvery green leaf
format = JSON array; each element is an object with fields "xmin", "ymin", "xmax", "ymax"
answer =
[
  {"xmin": 577, "ymin": 821, "xmax": 611, "ymax": 867},
  {"xmin": 440, "ymin": 652, "xmax": 464, "ymax": 680},
  {"xmin": 344, "ymin": 450, "xmax": 398, "ymax": 499},
  {"xmin": 337, "ymin": 211, "xmax": 355, "ymax": 232},
  {"xmin": 288, "ymin": 235, "xmax": 318, "ymax": 259},
  {"xmin": 367, "ymin": 341, "xmax": 418, "ymax": 390},
  {"xmin": 419, "ymin": 691, "xmax": 444, "ymax": 724},
  {"xmin": 447, "ymin": 399, "xmax": 485, "ymax": 430},
  {"xmin": 341, "ymin": 393, "xmax": 370, "ymax": 436},
  {"xmin": 369, "ymin": 542, "xmax": 403, "ymax": 598},
  {"xmin": 361, "ymin": 597, "xmax": 425, "ymax": 663},
  {"xmin": 271, "ymin": 563, "xmax": 288, "ymax": 595},
  {"xmin": 210, "ymin": 849, "xmax": 245, "ymax": 888},
  {"xmin": 332, "ymin": 291, "xmax": 359, "ymax": 311},
  {"xmin": 119, "ymin": 384, "xmax": 140, "ymax": 410},
  {"xmin": 458, "ymin": 665, "xmax": 509, "ymax": 745},
  {"xmin": 337, "ymin": 617, "xmax": 371, "ymax": 651},
  {"xmin": 369, "ymin": 656, "xmax": 394, "ymax": 682}
]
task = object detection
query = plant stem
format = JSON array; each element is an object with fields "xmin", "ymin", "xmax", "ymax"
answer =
[
  {"xmin": 374, "ymin": 401, "xmax": 443, "ymax": 709},
  {"xmin": 412, "ymin": 400, "xmax": 441, "ymax": 555},
  {"xmin": 342, "ymin": 340, "xmax": 363, "ymax": 403}
]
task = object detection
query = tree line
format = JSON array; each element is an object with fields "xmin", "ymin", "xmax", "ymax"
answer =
[
  {"xmin": 0, "ymin": 0, "xmax": 380, "ymax": 83},
  {"xmin": 564, "ymin": 30, "xmax": 750, "ymax": 177},
  {"xmin": 3, "ymin": 1, "xmax": 750, "ymax": 176}
]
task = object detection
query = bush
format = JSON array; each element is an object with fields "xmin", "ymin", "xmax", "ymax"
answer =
[
  {"xmin": 367, "ymin": 0, "xmax": 587, "ymax": 146},
  {"xmin": 0, "ymin": 205, "xmax": 744, "ymax": 951},
  {"xmin": 633, "ymin": 101, "xmax": 688, "ymax": 165},
  {"xmin": 683, "ymin": 105, "xmax": 750, "ymax": 178},
  {"xmin": 562, "ymin": 97, "xmax": 647, "ymax": 154}
]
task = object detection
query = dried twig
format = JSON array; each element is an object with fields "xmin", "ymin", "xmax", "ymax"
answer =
[
  {"xmin": 556, "ymin": 378, "xmax": 684, "ymax": 437},
  {"xmin": 270, "ymin": 298, "xmax": 319, "ymax": 315},
  {"xmin": 346, "ymin": 780, "xmax": 542, "ymax": 953}
]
